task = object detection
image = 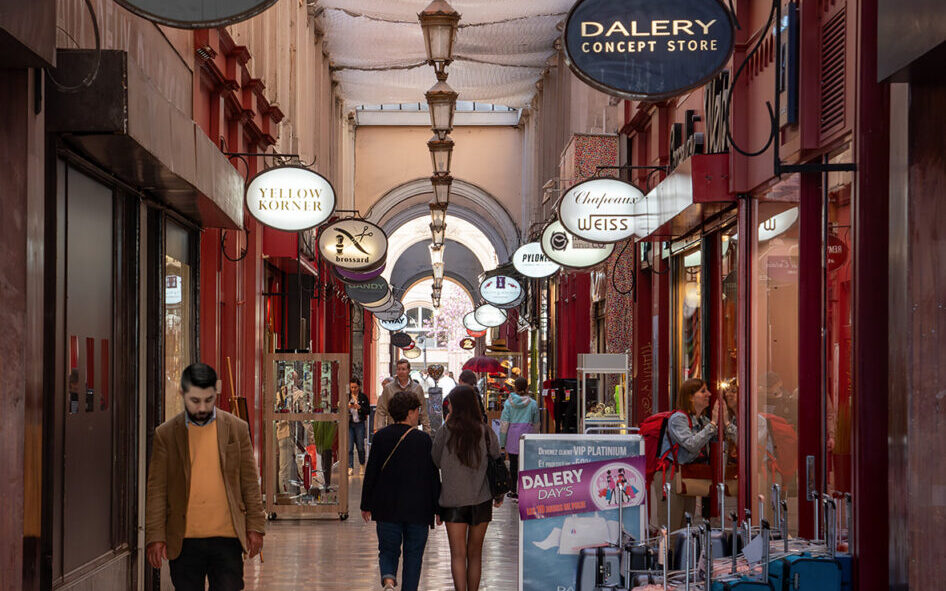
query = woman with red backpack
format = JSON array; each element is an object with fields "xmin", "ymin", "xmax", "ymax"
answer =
[{"xmin": 647, "ymin": 378, "xmax": 723, "ymax": 530}]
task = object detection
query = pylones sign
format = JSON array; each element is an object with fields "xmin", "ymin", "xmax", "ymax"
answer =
[
  {"xmin": 246, "ymin": 165, "xmax": 336, "ymax": 231},
  {"xmin": 512, "ymin": 242, "xmax": 561, "ymax": 278},
  {"xmin": 318, "ymin": 218, "xmax": 388, "ymax": 271},
  {"xmin": 564, "ymin": 0, "xmax": 735, "ymax": 100},
  {"xmin": 558, "ymin": 178, "xmax": 645, "ymax": 243}
]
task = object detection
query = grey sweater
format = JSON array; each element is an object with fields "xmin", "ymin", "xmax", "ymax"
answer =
[
  {"xmin": 432, "ymin": 424, "xmax": 500, "ymax": 508},
  {"xmin": 658, "ymin": 411, "xmax": 717, "ymax": 464}
]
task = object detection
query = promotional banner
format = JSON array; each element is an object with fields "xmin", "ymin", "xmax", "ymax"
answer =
[
  {"xmin": 518, "ymin": 434, "xmax": 645, "ymax": 591},
  {"xmin": 518, "ymin": 455, "xmax": 646, "ymax": 521}
]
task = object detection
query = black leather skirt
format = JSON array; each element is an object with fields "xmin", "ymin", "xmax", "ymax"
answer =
[{"xmin": 439, "ymin": 499, "xmax": 493, "ymax": 525}]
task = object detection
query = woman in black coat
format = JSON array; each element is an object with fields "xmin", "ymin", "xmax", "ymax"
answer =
[{"xmin": 361, "ymin": 391, "xmax": 441, "ymax": 591}]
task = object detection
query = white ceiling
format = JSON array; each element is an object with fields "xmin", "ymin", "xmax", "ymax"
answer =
[{"xmin": 317, "ymin": 0, "xmax": 575, "ymax": 108}]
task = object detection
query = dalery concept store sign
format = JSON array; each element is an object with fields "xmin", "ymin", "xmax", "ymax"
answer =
[
  {"xmin": 115, "ymin": 0, "xmax": 277, "ymax": 28},
  {"xmin": 564, "ymin": 0, "xmax": 735, "ymax": 100}
]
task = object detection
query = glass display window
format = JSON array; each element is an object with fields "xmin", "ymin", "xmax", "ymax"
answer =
[
  {"xmin": 750, "ymin": 177, "xmax": 801, "ymax": 534},
  {"xmin": 672, "ymin": 245, "xmax": 703, "ymax": 394},
  {"xmin": 164, "ymin": 220, "xmax": 195, "ymax": 421}
]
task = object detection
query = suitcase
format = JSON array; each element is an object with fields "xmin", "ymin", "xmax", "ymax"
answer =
[
  {"xmin": 576, "ymin": 546, "xmax": 625, "ymax": 590},
  {"xmin": 711, "ymin": 579, "xmax": 773, "ymax": 591},
  {"xmin": 624, "ymin": 543, "xmax": 657, "ymax": 572},
  {"xmin": 835, "ymin": 553, "xmax": 852, "ymax": 591},
  {"xmin": 768, "ymin": 553, "xmax": 842, "ymax": 591}
]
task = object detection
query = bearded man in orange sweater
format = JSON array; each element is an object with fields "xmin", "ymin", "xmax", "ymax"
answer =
[{"xmin": 145, "ymin": 363, "xmax": 265, "ymax": 590}]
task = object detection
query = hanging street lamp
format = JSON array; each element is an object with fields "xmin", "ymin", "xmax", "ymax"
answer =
[
  {"xmin": 429, "ymin": 243, "xmax": 445, "ymax": 267},
  {"xmin": 418, "ymin": 0, "xmax": 460, "ymax": 79},
  {"xmin": 429, "ymin": 198, "xmax": 448, "ymax": 247},
  {"xmin": 426, "ymin": 79, "xmax": 458, "ymax": 139},
  {"xmin": 428, "ymin": 134, "xmax": 454, "ymax": 177},
  {"xmin": 430, "ymin": 174, "xmax": 452, "ymax": 205},
  {"xmin": 432, "ymin": 261, "xmax": 445, "ymax": 281}
]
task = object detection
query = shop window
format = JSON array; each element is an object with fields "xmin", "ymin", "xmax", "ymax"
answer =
[
  {"xmin": 751, "ymin": 180, "xmax": 801, "ymax": 534},
  {"xmin": 718, "ymin": 225, "xmax": 740, "ymax": 516},
  {"xmin": 164, "ymin": 220, "xmax": 195, "ymax": 420},
  {"xmin": 672, "ymin": 245, "xmax": 703, "ymax": 393}
]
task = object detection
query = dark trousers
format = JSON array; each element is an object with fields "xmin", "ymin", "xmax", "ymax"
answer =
[
  {"xmin": 349, "ymin": 421, "xmax": 366, "ymax": 467},
  {"xmin": 169, "ymin": 537, "xmax": 243, "ymax": 591},
  {"xmin": 509, "ymin": 453, "xmax": 520, "ymax": 493},
  {"xmin": 321, "ymin": 449, "xmax": 333, "ymax": 487},
  {"xmin": 377, "ymin": 521, "xmax": 430, "ymax": 591}
]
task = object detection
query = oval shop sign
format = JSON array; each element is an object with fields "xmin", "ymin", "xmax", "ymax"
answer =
[
  {"xmin": 113, "ymin": 0, "xmax": 277, "ymax": 29},
  {"xmin": 558, "ymin": 178, "xmax": 646, "ymax": 243},
  {"xmin": 563, "ymin": 0, "xmax": 735, "ymax": 100},
  {"xmin": 318, "ymin": 218, "xmax": 388, "ymax": 272},
  {"xmin": 246, "ymin": 165, "xmax": 336, "ymax": 232}
]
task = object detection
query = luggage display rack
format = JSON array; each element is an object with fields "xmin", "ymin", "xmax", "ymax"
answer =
[{"xmin": 262, "ymin": 352, "xmax": 350, "ymax": 520}]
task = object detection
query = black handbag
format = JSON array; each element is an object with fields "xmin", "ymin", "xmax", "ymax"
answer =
[{"xmin": 485, "ymin": 430, "xmax": 511, "ymax": 497}]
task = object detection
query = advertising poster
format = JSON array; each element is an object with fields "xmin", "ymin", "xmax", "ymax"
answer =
[{"xmin": 518, "ymin": 434, "xmax": 645, "ymax": 591}]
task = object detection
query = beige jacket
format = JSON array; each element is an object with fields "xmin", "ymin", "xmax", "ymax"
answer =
[
  {"xmin": 145, "ymin": 410, "xmax": 266, "ymax": 559},
  {"xmin": 374, "ymin": 379, "xmax": 430, "ymax": 432}
]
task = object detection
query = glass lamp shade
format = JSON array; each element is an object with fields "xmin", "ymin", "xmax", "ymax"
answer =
[
  {"xmin": 430, "ymin": 176, "xmax": 452, "ymax": 206},
  {"xmin": 418, "ymin": 0, "xmax": 460, "ymax": 66},
  {"xmin": 426, "ymin": 79, "xmax": 458, "ymax": 137},
  {"xmin": 429, "ymin": 244, "xmax": 445, "ymax": 267},
  {"xmin": 432, "ymin": 296, "xmax": 441, "ymax": 308},
  {"xmin": 432, "ymin": 276, "xmax": 444, "ymax": 289},
  {"xmin": 428, "ymin": 134, "xmax": 454, "ymax": 176},
  {"xmin": 432, "ymin": 261, "xmax": 445, "ymax": 280},
  {"xmin": 430, "ymin": 222, "xmax": 446, "ymax": 247}
]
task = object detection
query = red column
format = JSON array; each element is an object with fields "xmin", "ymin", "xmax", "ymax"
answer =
[{"xmin": 633, "ymin": 245, "xmax": 654, "ymax": 423}]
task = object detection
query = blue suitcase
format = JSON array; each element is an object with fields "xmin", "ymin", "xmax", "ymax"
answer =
[
  {"xmin": 768, "ymin": 553, "xmax": 841, "ymax": 591},
  {"xmin": 711, "ymin": 577, "xmax": 773, "ymax": 590},
  {"xmin": 835, "ymin": 553, "xmax": 852, "ymax": 591}
]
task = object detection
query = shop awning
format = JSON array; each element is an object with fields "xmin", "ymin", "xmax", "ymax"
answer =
[
  {"xmin": 637, "ymin": 153, "xmax": 734, "ymax": 240},
  {"xmin": 47, "ymin": 50, "xmax": 244, "ymax": 229}
]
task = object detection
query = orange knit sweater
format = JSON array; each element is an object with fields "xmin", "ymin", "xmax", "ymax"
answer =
[{"xmin": 185, "ymin": 421, "xmax": 236, "ymax": 539}]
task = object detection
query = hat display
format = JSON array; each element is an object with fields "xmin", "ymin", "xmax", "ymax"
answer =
[{"xmin": 487, "ymin": 338, "xmax": 511, "ymax": 352}]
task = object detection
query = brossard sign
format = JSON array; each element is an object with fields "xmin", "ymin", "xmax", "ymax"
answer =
[{"xmin": 564, "ymin": 0, "xmax": 735, "ymax": 100}]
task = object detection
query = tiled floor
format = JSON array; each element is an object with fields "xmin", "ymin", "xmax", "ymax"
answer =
[{"xmin": 245, "ymin": 471, "xmax": 520, "ymax": 590}]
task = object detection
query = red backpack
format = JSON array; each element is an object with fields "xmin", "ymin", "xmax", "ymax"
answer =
[
  {"xmin": 640, "ymin": 411, "xmax": 693, "ymax": 496},
  {"xmin": 761, "ymin": 413, "xmax": 798, "ymax": 480}
]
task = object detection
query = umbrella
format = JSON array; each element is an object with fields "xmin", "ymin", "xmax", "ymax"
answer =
[{"xmin": 462, "ymin": 356, "xmax": 506, "ymax": 374}]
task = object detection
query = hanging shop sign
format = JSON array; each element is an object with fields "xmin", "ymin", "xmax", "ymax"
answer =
[
  {"xmin": 558, "ymin": 178, "xmax": 646, "ymax": 243},
  {"xmin": 246, "ymin": 165, "xmax": 336, "ymax": 232},
  {"xmin": 369, "ymin": 298, "xmax": 403, "ymax": 317},
  {"xmin": 334, "ymin": 263, "xmax": 386, "ymax": 284},
  {"xmin": 479, "ymin": 275, "xmax": 523, "ymax": 307},
  {"xmin": 827, "ymin": 234, "xmax": 849, "ymax": 271},
  {"xmin": 403, "ymin": 347, "xmax": 422, "ymax": 359},
  {"xmin": 474, "ymin": 304, "xmax": 508, "ymax": 328},
  {"xmin": 391, "ymin": 332, "xmax": 413, "ymax": 349},
  {"xmin": 463, "ymin": 311, "xmax": 488, "ymax": 332},
  {"xmin": 563, "ymin": 0, "xmax": 736, "ymax": 101},
  {"xmin": 374, "ymin": 305, "xmax": 406, "ymax": 322},
  {"xmin": 379, "ymin": 314, "xmax": 409, "ymax": 332},
  {"xmin": 459, "ymin": 337, "xmax": 476, "ymax": 350},
  {"xmin": 402, "ymin": 340, "xmax": 416, "ymax": 351},
  {"xmin": 318, "ymin": 218, "xmax": 388, "ymax": 272},
  {"xmin": 541, "ymin": 220, "xmax": 614, "ymax": 269},
  {"xmin": 467, "ymin": 328, "xmax": 487, "ymax": 338},
  {"xmin": 758, "ymin": 207, "xmax": 799, "ymax": 242},
  {"xmin": 113, "ymin": 0, "xmax": 277, "ymax": 28},
  {"xmin": 345, "ymin": 277, "xmax": 390, "ymax": 306},
  {"xmin": 513, "ymin": 242, "xmax": 561, "ymax": 278}
]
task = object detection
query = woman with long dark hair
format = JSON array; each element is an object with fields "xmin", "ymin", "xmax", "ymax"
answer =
[{"xmin": 432, "ymin": 386, "xmax": 503, "ymax": 591}]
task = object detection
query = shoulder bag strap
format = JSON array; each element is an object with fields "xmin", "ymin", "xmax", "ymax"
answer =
[{"xmin": 382, "ymin": 426, "xmax": 415, "ymax": 471}]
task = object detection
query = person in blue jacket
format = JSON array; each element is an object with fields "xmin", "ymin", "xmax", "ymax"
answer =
[{"xmin": 499, "ymin": 377, "xmax": 540, "ymax": 499}]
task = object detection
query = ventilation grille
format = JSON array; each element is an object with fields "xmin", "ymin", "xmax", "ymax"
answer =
[{"xmin": 819, "ymin": 5, "xmax": 847, "ymax": 137}]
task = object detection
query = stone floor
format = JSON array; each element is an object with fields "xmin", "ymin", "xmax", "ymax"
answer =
[{"xmin": 244, "ymin": 471, "xmax": 520, "ymax": 590}]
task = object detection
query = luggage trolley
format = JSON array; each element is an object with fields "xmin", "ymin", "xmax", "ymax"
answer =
[
  {"xmin": 262, "ymin": 352, "xmax": 350, "ymax": 521},
  {"xmin": 577, "ymin": 353, "xmax": 631, "ymax": 435}
]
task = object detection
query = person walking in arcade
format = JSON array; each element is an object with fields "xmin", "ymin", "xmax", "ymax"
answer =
[
  {"xmin": 499, "ymin": 377, "xmax": 539, "ymax": 499},
  {"xmin": 361, "ymin": 391, "xmax": 441, "ymax": 591},
  {"xmin": 348, "ymin": 377, "xmax": 371, "ymax": 475},
  {"xmin": 145, "ymin": 363, "xmax": 265, "ymax": 591},
  {"xmin": 432, "ymin": 386, "xmax": 504, "ymax": 591}
]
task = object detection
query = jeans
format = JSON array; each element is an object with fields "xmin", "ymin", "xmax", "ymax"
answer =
[
  {"xmin": 169, "ymin": 537, "xmax": 243, "ymax": 591},
  {"xmin": 349, "ymin": 421, "xmax": 366, "ymax": 468},
  {"xmin": 376, "ymin": 522, "xmax": 430, "ymax": 591},
  {"xmin": 509, "ymin": 453, "xmax": 520, "ymax": 493}
]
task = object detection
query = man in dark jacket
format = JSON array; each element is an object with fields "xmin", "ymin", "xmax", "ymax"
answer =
[
  {"xmin": 348, "ymin": 377, "xmax": 371, "ymax": 474},
  {"xmin": 361, "ymin": 391, "xmax": 441, "ymax": 591}
]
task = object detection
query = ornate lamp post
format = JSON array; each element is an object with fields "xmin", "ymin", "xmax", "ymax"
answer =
[
  {"xmin": 426, "ymin": 79, "xmax": 458, "ymax": 139},
  {"xmin": 418, "ymin": 0, "xmax": 460, "ymax": 80},
  {"xmin": 428, "ymin": 134, "xmax": 454, "ymax": 177}
]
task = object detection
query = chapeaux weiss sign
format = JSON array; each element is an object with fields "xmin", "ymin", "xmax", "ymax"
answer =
[{"xmin": 564, "ymin": 0, "xmax": 735, "ymax": 100}]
